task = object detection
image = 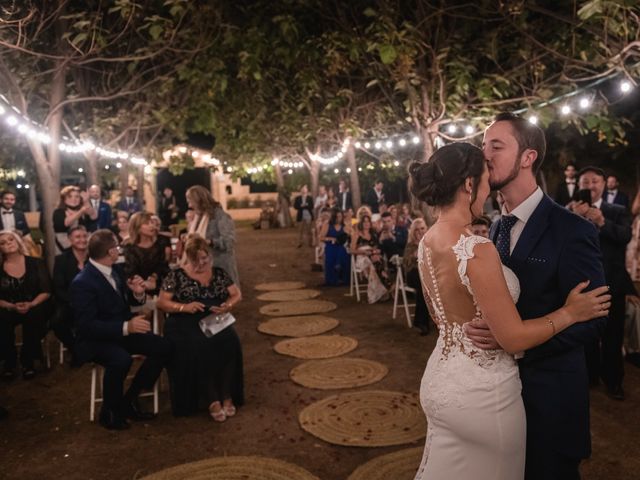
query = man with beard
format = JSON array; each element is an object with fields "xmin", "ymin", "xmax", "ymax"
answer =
[{"xmin": 464, "ymin": 113, "xmax": 607, "ymax": 480}]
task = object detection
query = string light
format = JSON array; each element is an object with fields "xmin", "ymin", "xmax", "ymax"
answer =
[
  {"xmin": 528, "ymin": 115, "xmax": 538, "ymax": 125},
  {"xmin": 579, "ymin": 97, "xmax": 591, "ymax": 109},
  {"xmin": 560, "ymin": 105, "xmax": 571, "ymax": 115},
  {"xmin": 0, "ymin": 94, "xmax": 147, "ymax": 165},
  {"xmin": 620, "ymin": 81, "xmax": 632, "ymax": 93},
  {"xmin": 464, "ymin": 125, "xmax": 474, "ymax": 135}
]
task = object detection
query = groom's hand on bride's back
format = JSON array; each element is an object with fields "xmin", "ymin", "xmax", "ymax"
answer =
[{"xmin": 464, "ymin": 319, "xmax": 501, "ymax": 350}]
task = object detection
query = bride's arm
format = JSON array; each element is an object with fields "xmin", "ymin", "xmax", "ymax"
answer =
[{"xmin": 466, "ymin": 243, "xmax": 610, "ymax": 354}]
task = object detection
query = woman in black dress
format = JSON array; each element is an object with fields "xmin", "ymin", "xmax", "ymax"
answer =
[
  {"xmin": 157, "ymin": 235, "xmax": 243, "ymax": 421},
  {"xmin": 123, "ymin": 212, "xmax": 171, "ymax": 295},
  {"xmin": 0, "ymin": 230, "xmax": 52, "ymax": 379}
]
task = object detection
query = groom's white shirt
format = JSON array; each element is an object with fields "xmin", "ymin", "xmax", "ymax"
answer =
[{"xmin": 501, "ymin": 186, "xmax": 544, "ymax": 254}]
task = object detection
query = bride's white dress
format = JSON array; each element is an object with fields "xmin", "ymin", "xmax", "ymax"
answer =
[{"xmin": 414, "ymin": 234, "xmax": 526, "ymax": 480}]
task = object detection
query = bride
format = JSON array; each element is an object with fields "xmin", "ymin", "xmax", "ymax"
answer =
[{"xmin": 409, "ymin": 143, "xmax": 610, "ymax": 480}]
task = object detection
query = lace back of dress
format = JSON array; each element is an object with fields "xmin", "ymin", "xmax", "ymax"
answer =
[{"xmin": 417, "ymin": 235, "xmax": 493, "ymax": 362}]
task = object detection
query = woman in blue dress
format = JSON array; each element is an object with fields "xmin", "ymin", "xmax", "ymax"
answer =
[{"xmin": 319, "ymin": 209, "xmax": 350, "ymax": 286}]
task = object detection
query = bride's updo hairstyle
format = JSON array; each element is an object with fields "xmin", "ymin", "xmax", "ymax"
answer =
[{"xmin": 409, "ymin": 142, "xmax": 485, "ymax": 209}]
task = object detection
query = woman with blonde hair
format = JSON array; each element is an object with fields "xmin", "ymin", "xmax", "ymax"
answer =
[
  {"xmin": 186, "ymin": 185, "xmax": 239, "ymax": 284},
  {"xmin": 402, "ymin": 218, "xmax": 430, "ymax": 334},
  {"xmin": 0, "ymin": 230, "xmax": 52, "ymax": 379},
  {"xmin": 123, "ymin": 211, "xmax": 171, "ymax": 294},
  {"xmin": 158, "ymin": 235, "xmax": 244, "ymax": 420}
]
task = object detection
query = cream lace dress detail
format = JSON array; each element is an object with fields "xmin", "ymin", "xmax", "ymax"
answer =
[{"xmin": 414, "ymin": 234, "xmax": 526, "ymax": 480}]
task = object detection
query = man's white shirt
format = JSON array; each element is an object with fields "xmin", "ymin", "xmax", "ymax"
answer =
[{"xmin": 501, "ymin": 187, "xmax": 544, "ymax": 254}]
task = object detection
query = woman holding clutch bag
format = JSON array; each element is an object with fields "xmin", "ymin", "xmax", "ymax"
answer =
[{"xmin": 158, "ymin": 235, "xmax": 244, "ymax": 421}]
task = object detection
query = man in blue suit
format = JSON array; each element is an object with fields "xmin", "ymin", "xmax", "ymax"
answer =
[
  {"xmin": 87, "ymin": 185, "xmax": 113, "ymax": 231},
  {"xmin": 70, "ymin": 229, "xmax": 172, "ymax": 430},
  {"xmin": 0, "ymin": 190, "xmax": 30, "ymax": 237},
  {"xmin": 116, "ymin": 186, "xmax": 142, "ymax": 215},
  {"xmin": 466, "ymin": 113, "xmax": 607, "ymax": 480}
]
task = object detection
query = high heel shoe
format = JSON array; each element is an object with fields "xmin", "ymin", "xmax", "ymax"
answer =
[{"xmin": 209, "ymin": 403, "xmax": 227, "ymax": 422}]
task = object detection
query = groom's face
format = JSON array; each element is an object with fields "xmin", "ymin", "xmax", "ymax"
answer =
[{"xmin": 483, "ymin": 121, "xmax": 522, "ymax": 191}]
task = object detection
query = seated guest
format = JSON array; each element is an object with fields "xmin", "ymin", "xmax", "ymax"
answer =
[
  {"xmin": 70, "ymin": 230, "xmax": 172, "ymax": 430},
  {"xmin": 114, "ymin": 211, "xmax": 130, "ymax": 245},
  {"xmin": 123, "ymin": 212, "xmax": 171, "ymax": 295},
  {"xmin": 53, "ymin": 186, "xmax": 96, "ymax": 254},
  {"xmin": 470, "ymin": 215, "xmax": 492, "ymax": 238},
  {"xmin": 325, "ymin": 187, "xmax": 337, "ymax": 209},
  {"xmin": 0, "ymin": 230, "xmax": 51, "ymax": 379},
  {"xmin": 158, "ymin": 235, "xmax": 244, "ymax": 420},
  {"xmin": 379, "ymin": 211, "xmax": 408, "ymax": 259},
  {"xmin": 0, "ymin": 190, "xmax": 30, "ymax": 237},
  {"xmin": 319, "ymin": 209, "xmax": 350, "ymax": 286},
  {"xmin": 52, "ymin": 226, "xmax": 89, "ymax": 360},
  {"xmin": 356, "ymin": 205, "xmax": 372, "ymax": 223},
  {"xmin": 403, "ymin": 219, "xmax": 430, "ymax": 335},
  {"xmin": 350, "ymin": 215, "xmax": 388, "ymax": 303}
]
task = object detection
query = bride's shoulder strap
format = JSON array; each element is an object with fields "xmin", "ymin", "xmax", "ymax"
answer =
[{"xmin": 452, "ymin": 234, "xmax": 493, "ymax": 293}]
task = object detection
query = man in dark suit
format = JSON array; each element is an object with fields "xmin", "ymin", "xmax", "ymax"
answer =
[
  {"xmin": 466, "ymin": 113, "xmax": 607, "ymax": 480},
  {"xmin": 553, "ymin": 163, "xmax": 577, "ymax": 206},
  {"xmin": 87, "ymin": 185, "xmax": 113, "ymax": 231},
  {"xmin": 70, "ymin": 230, "xmax": 172, "ymax": 430},
  {"xmin": 379, "ymin": 211, "xmax": 407, "ymax": 258},
  {"xmin": 337, "ymin": 179, "xmax": 352, "ymax": 212},
  {"xmin": 364, "ymin": 180, "xmax": 385, "ymax": 213},
  {"xmin": 604, "ymin": 175, "xmax": 630, "ymax": 209},
  {"xmin": 570, "ymin": 167, "xmax": 635, "ymax": 400},
  {"xmin": 116, "ymin": 186, "xmax": 141, "ymax": 215},
  {"xmin": 294, "ymin": 185, "xmax": 314, "ymax": 247},
  {"xmin": 0, "ymin": 190, "xmax": 30, "ymax": 237}
]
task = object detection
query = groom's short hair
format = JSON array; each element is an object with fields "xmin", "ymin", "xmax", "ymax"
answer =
[{"xmin": 493, "ymin": 112, "xmax": 546, "ymax": 174}]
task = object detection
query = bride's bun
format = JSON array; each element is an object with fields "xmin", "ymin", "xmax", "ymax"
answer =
[{"xmin": 409, "ymin": 142, "xmax": 485, "ymax": 207}]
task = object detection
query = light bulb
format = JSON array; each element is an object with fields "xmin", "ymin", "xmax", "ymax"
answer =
[
  {"xmin": 385, "ymin": 140, "xmax": 393, "ymax": 148},
  {"xmin": 560, "ymin": 105, "xmax": 571, "ymax": 115},
  {"xmin": 528, "ymin": 116, "xmax": 538, "ymax": 125},
  {"xmin": 364, "ymin": 142, "xmax": 371, "ymax": 149},
  {"xmin": 399, "ymin": 138, "xmax": 407, "ymax": 147},
  {"xmin": 78, "ymin": 167, "xmax": 84, "ymax": 173},
  {"xmin": 447, "ymin": 124, "xmax": 457, "ymax": 134},
  {"xmin": 579, "ymin": 97, "xmax": 590, "ymax": 109},
  {"xmin": 374, "ymin": 142, "xmax": 382, "ymax": 149},
  {"xmin": 288, "ymin": 169, "xmax": 293, "ymax": 174},
  {"xmin": 334, "ymin": 168, "xmax": 339, "ymax": 174},
  {"xmin": 346, "ymin": 167, "xmax": 351, "ymax": 173},
  {"xmin": 412, "ymin": 136, "xmax": 420, "ymax": 144},
  {"xmin": 620, "ymin": 81, "xmax": 631, "ymax": 93},
  {"xmin": 393, "ymin": 160, "xmax": 400, "ymax": 167},
  {"xmin": 464, "ymin": 125, "xmax": 474, "ymax": 135},
  {"xmin": 354, "ymin": 142, "xmax": 361, "ymax": 149}
]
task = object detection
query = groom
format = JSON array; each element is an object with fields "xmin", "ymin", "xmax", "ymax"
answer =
[{"xmin": 466, "ymin": 113, "xmax": 607, "ymax": 480}]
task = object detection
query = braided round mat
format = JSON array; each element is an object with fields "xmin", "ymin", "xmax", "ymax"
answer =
[
  {"xmin": 141, "ymin": 456, "xmax": 320, "ymax": 480},
  {"xmin": 290, "ymin": 358, "xmax": 388, "ymax": 389},
  {"xmin": 347, "ymin": 447, "xmax": 424, "ymax": 480},
  {"xmin": 258, "ymin": 315, "xmax": 339, "ymax": 337},
  {"xmin": 256, "ymin": 289, "xmax": 321, "ymax": 302},
  {"xmin": 260, "ymin": 300, "xmax": 337, "ymax": 317},
  {"xmin": 254, "ymin": 281, "xmax": 306, "ymax": 291},
  {"xmin": 274, "ymin": 335, "xmax": 358, "ymax": 359},
  {"xmin": 299, "ymin": 390, "xmax": 426, "ymax": 447}
]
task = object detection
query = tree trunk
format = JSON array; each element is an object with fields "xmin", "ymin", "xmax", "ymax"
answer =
[
  {"xmin": 274, "ymin": 164, "xmax": 293, "ymax": 228},
  {"xmin": 309, "ymin": 160, "xmax": 320, "ymax": 199},
  {"xmin": 84, "ymin": 151, "xmax": 99, "ymax": 187},
  {"xmin": 119, "ymin": 164, "xmax": 129, "ymax": 195},
  {"xmin": 346, "ymin": 143, "xmax": 361, "ymax": 210},
  {"xmin": 136, "ymin": 165, "xmax": 145, "ymax": 209}
]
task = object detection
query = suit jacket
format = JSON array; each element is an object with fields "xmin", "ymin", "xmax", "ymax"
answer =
[
  {"xmin": 0, "ymin": 208, "xmax": 30, "ymax": 236},
  {"xmin": 293, "ymin": 194, "xmax": 314, "ymax": 222},
  {"xmin": 553, "ymin": 180, "xmax": 576, "ymax": 206},
  {"xmin": 598, "ymin": 202, "xmax": 635, "ymax": 295},
  {"xmin": 87, "ymin": 201, "xmax": 112, "ymax": 231},
  {"xmin": 53, "ymin": 250, "xmax": 84, "ymax": 307},
  {"xmin": 490, "ymin": 194, "xmax": 607, "ymax": 459},
  {"xmin": 604, "ymin": 190, "xmax": 630, "ymax": 209},
  {"xmin": 364, "ymin": 189, "xmax": 384, "ymax": 213},
  {"xmin": 337, "ymin": 191, "xmax": 353, "ymax": 211},
  {"xmin": 116, "ymin": 197, "xmax": 141, "ymax": 215},
  {"xmin": 380, "ymin": 226, "xmax": 408, "ymax": 259},
  {"xmin": 70, "ymin": 262, "xmax": 141, "ymax": 362}
]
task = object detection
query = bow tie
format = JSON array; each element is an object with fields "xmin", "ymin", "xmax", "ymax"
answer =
[
  {"xmin": 566, "ymin": 180, "xmax": 576, "ymax": 184},
  {"xmin": 1, "ymin": 209, "xmax": 12, "ymax": 214}
]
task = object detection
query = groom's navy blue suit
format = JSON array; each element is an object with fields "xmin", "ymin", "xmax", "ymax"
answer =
[{"xmin": 491, "ymin": 194, "xmax": 607, "ymax": 479}]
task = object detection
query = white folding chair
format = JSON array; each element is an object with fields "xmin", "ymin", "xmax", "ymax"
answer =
[
  {"xmin": 391, "ymin": 256, "xmax": 415, "ymax": 328},
  {"xmin": 349, "ymin": 254, "xmax": 368, "ymax": 302},
  {"xmin": 89, "ymin": 297, "xmax": 161, "ymax": 422}
]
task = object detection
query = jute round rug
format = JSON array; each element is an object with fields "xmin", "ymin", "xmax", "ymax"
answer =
[
  {"xmin": 347, "ymin": 447, "xmax": 424, "ymax": 480},
  {"xmin": 290, "ymin": 358, "xmax": 388, "ymax": 389},
  {"xmin": 254, "ymin": 281, "xmax": 306, "ymax": 291},
  {"xmin": 299, "ymin": 390, "xmax": 426, "ymax": 447},
  {"xmin": 274, "ymin": 335, "xmax": 358, "ymax": 359},
  {"xmin": 260, "ymin": 300, "xmax": 337, "ymax": 317},
  {"xmin": 141, "ymin": 456, "xmax": 320, "ymax": 480},
  {"xmin": 256, "ymin": 289, "xmax": 321, "ymax": 302},
  {"xmin": 258, "ymin": 315, "xmax": 339, "ymax": 337}
]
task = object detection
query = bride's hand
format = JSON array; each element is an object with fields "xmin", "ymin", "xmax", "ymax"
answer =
[{"xmin": 564, "ymin": 281, "xmax": 611, "ymax": 322}]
